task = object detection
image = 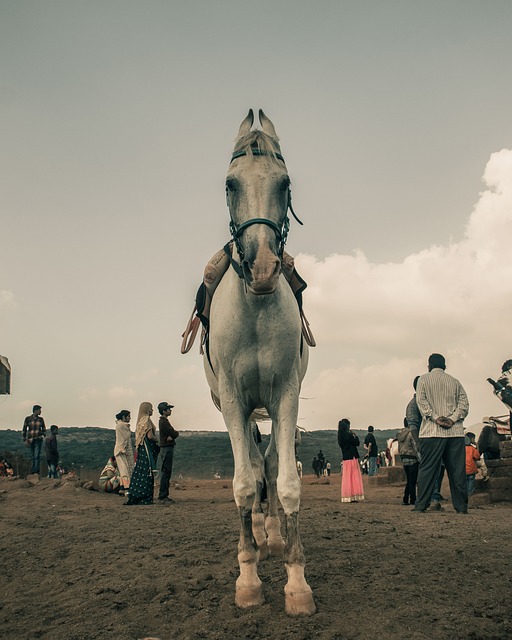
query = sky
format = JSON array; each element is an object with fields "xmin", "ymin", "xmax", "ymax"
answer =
[{"xmin": 1, "ymin": 1, "xmax": 512, "ymax": 433}]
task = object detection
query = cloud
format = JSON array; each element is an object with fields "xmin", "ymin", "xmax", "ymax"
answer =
[
  {"xmin": 296, "ymin": 149, "xmax": 512, "ymax": 428},
  {"xmin": 127, "ymin": 368, "xmax": 160, "ymax": 383},
  {"xmin": 107, "ymin": 386, "xmax": 136, "ymax": 400},
  {"xmin": 0, "ymin": 290, "xmax": 16, "ymax": 308},
  {"xmin": 79, "ymin": 386, "xmax": 136, "ymax": 402}
]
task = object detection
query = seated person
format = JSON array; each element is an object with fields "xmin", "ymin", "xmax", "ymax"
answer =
[{"xmin": 98, "ymin": 456, "xmax": 121, "ymax": 493}]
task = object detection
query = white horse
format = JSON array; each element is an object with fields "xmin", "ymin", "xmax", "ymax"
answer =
[
  {"xmin": 386, "ymin": 438, "xmax": 400, "ymax": 466},
  {"xmin": 203, "ymin": 110, "xmax": 315, "ymax": 616}
]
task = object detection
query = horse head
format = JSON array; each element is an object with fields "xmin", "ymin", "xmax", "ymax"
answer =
[{"xmin": 226, "ymin": 109, "xmax": 291, "ymax": 295}]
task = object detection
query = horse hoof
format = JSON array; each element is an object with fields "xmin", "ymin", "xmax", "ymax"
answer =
[
  {"xmin": 285, "ymin": 589, "xmax": 316, "ymax": 616},
  {"xmin": 235, "ymin": 584, "xmax": 264, "ymax": 608}
]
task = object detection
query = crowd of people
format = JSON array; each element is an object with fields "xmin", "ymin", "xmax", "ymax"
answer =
[
  {"xmin": 18, "ymin": 399, "xmax": 180, "ymax": 506},
  {"xmin": 99, "ymin": 400, "xmax": 180, "ymax": 505},
  {"xmin": 335, "ymin": 353, "xmax": 512, "ymax": 510},
  {"xmin": 11, "ymin": 353, "xmax": 511, "ymax": 512},
  {"xmin": 311, "ymin": 450, "xmax": 331, "ymax": 477}
]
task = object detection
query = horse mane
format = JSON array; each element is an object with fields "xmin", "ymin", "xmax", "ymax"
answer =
[{"xmin": 233, "ymin": 130, "xmax": 282, "ymax": 161}]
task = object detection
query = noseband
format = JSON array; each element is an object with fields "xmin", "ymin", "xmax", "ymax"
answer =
[{"xmin": 227, "ymin": 149, "xmax": 303, "ymax": 262}]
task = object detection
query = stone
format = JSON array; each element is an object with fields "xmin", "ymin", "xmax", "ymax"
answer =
[{"xmin": 26, "ymin": 474, "xmax": 40, "ymax": 486}]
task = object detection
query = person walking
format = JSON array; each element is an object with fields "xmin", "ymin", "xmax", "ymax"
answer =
[
  {"xmin": 22, "ymin": 404, "xmax": 46, "ymax": 475},
  {"xmin": 126, "ymin": 402, "xmax": 160, "ymax": 505},
  {"xmin": 413, "ymin": 353, "xmax": 469, "ymax": 514},
  {"xmin": 337, "ymin": 418, "xmax": 364, "ymax": 503},
  {"xmin": 397, "ymin": 418, "xmax": 419, "ymax": 505},
  {"xmin": 157, "ymin": 401, "xmax": 179, "ymax": 503},
  {"xmin": 364, "ymin": 425, "xmax": 379, "ymax": 476},
  {"xmin": 114, "ymin": 409, "xmax": 134, "ymax": 499},
  {"xmin": 45, "ymin": 425, "xmax": 60, "ymax": 478}
]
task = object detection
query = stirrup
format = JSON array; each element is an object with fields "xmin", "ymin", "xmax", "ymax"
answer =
[
  {"xmin": 300, "ymin": 309, "xmax": 316, "ymax": 347},
  {"xmin": 181, "ymin": 305, "xmax": 201, "ymax": 354}
]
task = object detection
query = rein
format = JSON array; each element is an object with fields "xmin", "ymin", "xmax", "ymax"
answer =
[{"xmin": 228, "ymin": 148, "xmax": 303, "ymax": 265}]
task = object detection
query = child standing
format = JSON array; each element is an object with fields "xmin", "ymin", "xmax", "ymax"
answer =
[{"xmin": 465, "ymin": 432, "xmax": 481, "ymax": 498}]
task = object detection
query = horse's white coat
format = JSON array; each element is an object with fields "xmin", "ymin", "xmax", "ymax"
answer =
[
  {"xmin": 203, "ymin": 110, "xmax": 315, "ymax": 615},
  {"xmin": 387, "ymin": 438, "xmax": 400, "ymax": 466}
]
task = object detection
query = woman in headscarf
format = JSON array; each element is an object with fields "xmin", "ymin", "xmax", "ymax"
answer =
[
  {"xmin": 114, "ymin": 409, "xmax": 134, "ymax": 498},
  {"xmin": 126, "ymin": 402, "xmax": 159, "ymax": 505},
  {"xmin": 337, "ymin": 418, "xmax": 365, "ymax": 503}
]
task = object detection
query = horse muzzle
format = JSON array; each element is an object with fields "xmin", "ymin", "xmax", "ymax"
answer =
[{"xmin": 242, "ymin": 254, "xmax": 281, "ymax": 295}]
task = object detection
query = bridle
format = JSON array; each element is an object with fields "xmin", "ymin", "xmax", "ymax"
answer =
[{"xmin": 227, "ymin": 148, "xmax": 303, "ymax": 262}]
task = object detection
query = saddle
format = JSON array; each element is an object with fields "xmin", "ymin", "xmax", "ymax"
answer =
[{"xmin": 181, "ymin": 242, "xmax": 316, "ymax": 354}]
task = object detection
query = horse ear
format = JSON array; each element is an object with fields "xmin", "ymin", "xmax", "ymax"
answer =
[
  {"xmin": 259, "ymin": 109, "xmax": 278, "ymax": 139},
  {"xmin": 235, "ymin": 109, "xmax": 254, "ymax": 142}
]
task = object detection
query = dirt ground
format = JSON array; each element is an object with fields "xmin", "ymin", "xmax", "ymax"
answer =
[{"xmin": 1, "ymin": 473, "xmax": 511, "ymax": 640}]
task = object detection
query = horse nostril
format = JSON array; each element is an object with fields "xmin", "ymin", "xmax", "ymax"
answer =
[{"xmin": 242, "ymin": 260, "xmax": 253, "ymax": 282}]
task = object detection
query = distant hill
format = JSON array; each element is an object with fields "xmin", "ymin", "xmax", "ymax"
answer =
[{"xmin": 0, "ymin": 427, "xmax": 400, "ymax": 479}]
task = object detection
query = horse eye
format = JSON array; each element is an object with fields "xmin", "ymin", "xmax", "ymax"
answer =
[
  {"xmin": 280, "ymin": 177, "xmax": 290, "ymax": 191},
  {"xmin": 226, "ymin": 179, "xmax": 237, "ymax": 192}
]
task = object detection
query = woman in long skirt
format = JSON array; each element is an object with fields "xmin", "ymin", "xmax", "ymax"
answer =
[
  {"xmin": 114, "ymin": 409, "xmax": 134, "ymax": 497},
  {"xmin": 337, "ymin": 418, "xmax": 364, "ymax": 503},
  {"xmin": 126, "ymin": 402, "xmax": 159, "ymax": 505}
]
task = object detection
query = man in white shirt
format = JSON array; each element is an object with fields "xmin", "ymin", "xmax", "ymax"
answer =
[{"xmin": 413, "ymin": 353, "xmax": 469, "ymax": 514}]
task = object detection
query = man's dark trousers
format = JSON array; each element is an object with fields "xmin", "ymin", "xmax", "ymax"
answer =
[
  {"xmin": 416, "ymin": 437, "xmax": 467, "ymax": 512},
  {"xmin": 158, "ymin": 446, "xmax": 175, "ymax": 499}
]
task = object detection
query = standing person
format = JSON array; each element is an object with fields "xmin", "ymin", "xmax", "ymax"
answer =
[
  {"xmin": 126, "ymin": 402, "xmax": 159, "ymax": 505},
  {"xmin": 405, "ymin": 376, "xmax": 422, "ymax": 443},
  {"xmin": 114, "ymin": 409, "xmax": 134, "ymax": 499},
  {"xmin": 364, "ymin": 426, "xmax": 379, "ymax": 477},
  {"xmin": 158, "ymin": 401, "xmax": 179, "ymax": 503},
  {"xmin": 45, "ymin": 425, "xmax": 60, "ymax": 478},
  {"xmin": 337, "ymin": 418, "xmax": 364, "ymax": 503},
  {"xmin": 465, "ymin": 432, "xmax": 481, "ymax": 499},
  {"xmin": 397, "ymin": 418, "xmax": 419, "ymax": 505},
  {"xmin": 317, "ymin": 449, "xmax": 325, "ymax": 475},
  {"xmin": 22, "ymin": 404, "xmax": 46, "ymax": 475},
  {"xmin": 413, "ymin": 353, "xmax": 469, "ymax": 514}
]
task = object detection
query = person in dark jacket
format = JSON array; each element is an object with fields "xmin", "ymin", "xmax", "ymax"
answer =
[
  {"xmin": 397, "ymin": 418, "xmax": 419, "ymax": 505},
  {"xmin": 157, "ymin": 401, "xmax": 180, "ymax": 503},
  {"xmin": 364, "ymin": 425, "xmax": 379, "ymax": 476},
  {"xmin": 45, "ymin": 425, "xmax": 59, "ymax": 478},
  {"xmin": 337, "ymin": 418, "xmax": 364, "ymax": 503}
]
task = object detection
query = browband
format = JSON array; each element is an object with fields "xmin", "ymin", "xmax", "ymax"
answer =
[{"xmin": 230, "ymin": 149, "xmax": 285, "ymax": 164}]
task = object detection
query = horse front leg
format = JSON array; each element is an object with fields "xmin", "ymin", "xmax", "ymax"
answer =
[
  {"xmin": 264, "ymin": 432, "xmax": 285, "ymax": 557},
  {"xmin": 222, "ymin": 404, "xmax": 264, "ymax": 608},
  {"xmin": 275, "ymin": 405, "xmax": 316, "ymax": 616},
  {"xmin": 249, "ymin": 432, "xmax": 268, "ymax": 560}
]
